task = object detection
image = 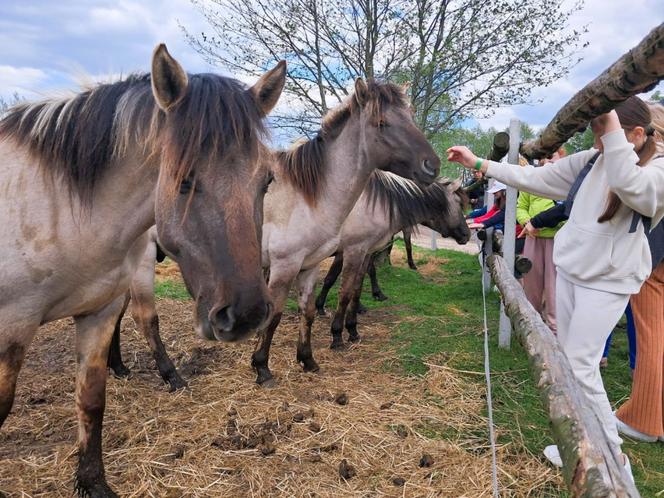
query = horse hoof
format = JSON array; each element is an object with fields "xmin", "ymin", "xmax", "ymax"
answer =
[
  {"xmin": 357, "ymin": 304, "xmax": 368, "ymax": 314},
  {"xmin": 317, "ymin": 308, "xmax": 327, "ymax": 317},
  {"xmin": 301, "ymin": 359, "xmax": 320, "ymax": 373},
  {"xmin": 75, "ymin": 479, "xmax": 119, "ymax": 498},
  {"xmin": 110, "ymin": 364, "xmax": 131, "ymax": 379},
  {"xmin": 330, "ymin": 341, "xmax": 348, "ymax": 351},
  {"xmin": 372, "ymin": 293, "xmax": 388, "ymax": 302},
  {"xmin": 259, "ymin": 377, "xmax": 277, "ymax": 389},
  {"xmin": 166, "ymin": 375, "xmax": 188, "ymax": 392},
  {"xmin": 348, "ymin": 333, "xmax": 361, "ymax": 343},
  {"xmin": 408, "ymin": 264, "xmax": 418, "ymax": 271}
]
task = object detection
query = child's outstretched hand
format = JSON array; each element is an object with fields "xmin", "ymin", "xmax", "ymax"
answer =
[{"xmin": 447, "ymin": 146, "xmax": 479, "ymax": 170}]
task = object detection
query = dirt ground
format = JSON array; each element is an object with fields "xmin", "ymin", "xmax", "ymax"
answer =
[{"xmin": 0, "ymin": 257, "xmax": 557, "ymax": 497}]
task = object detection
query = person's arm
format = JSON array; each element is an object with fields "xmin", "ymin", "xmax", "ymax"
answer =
[
  {"xmin": 530, "ymin": 202, "xmax": 568, "ymax": 229},
  {"xmin": 481, "ymin": 209, "xmax": 506, "ymax": 229},
  {"xmin": 447, "ymin": 146, "xmax": 597, "ymax": 200},
  {"xmin": 516, "ymin": 192, "xmax": 531, "ymax": 225},
  {"xmin": 467, "ymin": 206, "xmax": 487, "ymax": 219},
  {"xmin": 601, "ymin": 129, "xmax": 664, "ymax": 218}
]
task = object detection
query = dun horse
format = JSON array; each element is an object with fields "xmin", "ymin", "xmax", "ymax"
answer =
[
  {"xmin": 252, "ymin": 79, "xmax": 440, "ymax": 386},
  {"xmin": 0, "ymin": 45, "xmax": 285, "ymax": 496},
  {"xmin": 314, "ymin": 172, "xmax": 470, "ymax": 347}
]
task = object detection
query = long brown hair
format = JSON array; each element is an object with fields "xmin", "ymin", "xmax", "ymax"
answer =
[{"xmin": 597, "ymin": 96, "xmax": 657, "ymax": 222}]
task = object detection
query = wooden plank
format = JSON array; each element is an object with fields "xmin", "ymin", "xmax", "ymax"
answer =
[
  {"xmin": 487, "ymin": 254, "xmax": 640, "ymax": 497},
  {"xmin": 521, "ymin": 23, "xmax": 664, "ymax": 159}
]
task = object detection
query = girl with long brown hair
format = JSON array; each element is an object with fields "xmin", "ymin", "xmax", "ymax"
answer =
[{"xmin": 447, "ymin": 96, "xmax": 664, "ymax": 481}]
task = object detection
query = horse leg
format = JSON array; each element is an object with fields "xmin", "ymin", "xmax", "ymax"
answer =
[
  {"xmin": 74, "ymin": 295, "xmax": 126, "ymax": 498},
  {"xmin": 130, "ymin": 259, "xmax": 186, "ymax": 391},
  {"xmin": 107, "ymin": 292, "xmax": 131, "ymax": 378},
  {"xmin": 0, "ymin": 324, "xmax": 38, "ymax": 428},
  {"xmin": 295, "ymin": 266, "xmax": 321, "ymax": 373},
  {"xmin": 330, "ymin": 251, "xmax": 363, "ymax": 350},
  {"xmin": 368, "ymin": 254, "xmax": 388, "ymax": 302},
  {"xmin": 251, "ymin": 272, "xmax": 294, "ymax": 386},
  {"xmin": 346, "ymin": 255, "xmax": 372, "ymax": 343},
  {"xmin": 315, "ymin": 253, "xmax": 343, "ymax": 316},
  {"xmin": 404, "ymin": 227, "xmax": 417, "ymax": 270}
]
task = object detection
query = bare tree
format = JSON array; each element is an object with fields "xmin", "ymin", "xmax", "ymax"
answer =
[{"xmin": 183, "ymin": 0, "xmax": 587, "ymax": 137}]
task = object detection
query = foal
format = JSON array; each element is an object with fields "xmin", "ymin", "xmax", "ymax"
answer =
[{"xmin": 0, "ymin": 45, "xmax": 284, "ymax": 496}]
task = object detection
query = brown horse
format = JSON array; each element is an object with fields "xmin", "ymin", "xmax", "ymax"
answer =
[{"xmin": 0, "ymin": 44, "xmax": 285, "ymax": 497}]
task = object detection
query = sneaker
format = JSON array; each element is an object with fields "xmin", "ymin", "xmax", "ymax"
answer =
[
  {"xmin": 543, "ymin": 445, "xmax": 562, "ymax": 467},
  {"xmin": 615, "ymin": 414, "xmax": 658, "ymax": 442},
  {"xmin": 623, "ymin": 454, "xmax": 634, "ymax": 483}
]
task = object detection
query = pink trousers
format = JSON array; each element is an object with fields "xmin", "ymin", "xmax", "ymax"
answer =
[{"xmin": 522, "ymin": 237, "xmax": 557, "ymax": 332}]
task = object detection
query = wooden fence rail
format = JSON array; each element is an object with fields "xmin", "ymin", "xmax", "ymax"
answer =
[{"xmin": 487, "ymin": 254, "xmax": 640, "ymax": 497}]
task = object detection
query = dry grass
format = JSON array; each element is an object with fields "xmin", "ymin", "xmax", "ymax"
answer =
[{"xmin": 0, "ymin": 255, "xmax": 559, "ymax": 497}]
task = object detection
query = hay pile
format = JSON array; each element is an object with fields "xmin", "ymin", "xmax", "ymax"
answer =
[{"xmin": 0, "ymin": 253, "xmax": 560, "ymax": 497}]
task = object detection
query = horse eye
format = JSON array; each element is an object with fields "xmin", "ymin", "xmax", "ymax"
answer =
[
  {"xmin": 179, "ymin": 177, "xmax": 194, "ymax": 195},
  {"xmin": 262, "ymin": 172, "xmax": 274, "ymax": 193}
]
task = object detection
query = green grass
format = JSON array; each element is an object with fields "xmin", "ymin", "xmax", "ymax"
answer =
[
  {"xmin": 341, "ymin": 240, "xmax": 662, "ymax": 497},
  {"xmin": 154, "ymin": 279, "xmax": 190, "ymax": 300}
]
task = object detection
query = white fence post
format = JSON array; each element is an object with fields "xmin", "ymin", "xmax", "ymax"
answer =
[
  {"xmin": 430, "ymin": 227, "xmax": 438, "ymax": 250},
  {"xmin": 498, "ymin": 118, "xmax": 521, "ymax": 349}
]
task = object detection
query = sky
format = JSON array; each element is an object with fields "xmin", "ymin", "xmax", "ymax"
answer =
[{"xmin": 0, "ymin": 0, "xmax": 662, "ymax": 136}]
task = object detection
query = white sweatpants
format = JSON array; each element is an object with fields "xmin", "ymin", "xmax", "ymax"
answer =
[{"xmin": 556, "ymin": 273, "xmax": 630, "ymax": 451}]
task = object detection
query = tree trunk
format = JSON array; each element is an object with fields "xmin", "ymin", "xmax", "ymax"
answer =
[
  {"xmin": 521, "ymin": 23, "xmax": 664, "ymax": 159},
  {"xmin": 487, "ymin": 254, "xmax": 640, "ymax": 497}
]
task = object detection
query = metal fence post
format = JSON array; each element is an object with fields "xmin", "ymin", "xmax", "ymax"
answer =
[{"xmin": 499, "ymin": 118, "xmax": 521, "ymax": 349}]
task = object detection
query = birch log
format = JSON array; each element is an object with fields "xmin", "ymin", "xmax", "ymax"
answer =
[{"xmin": 521, "ymin": 23, "xmax": 664, "ymax": 159}]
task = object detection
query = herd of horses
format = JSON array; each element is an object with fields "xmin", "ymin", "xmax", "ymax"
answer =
[{"xmin": 0, "ymin": 44, "xmax": 470, "ymax": 496}]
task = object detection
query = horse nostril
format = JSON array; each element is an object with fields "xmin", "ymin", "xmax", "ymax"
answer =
[
  {"xmin": 421, "ymin": 159, "xmax": 436, "ymax": 177},
  {"xmin": 211, "ymin": 305, "xmax": 236, "ymax": 332}
]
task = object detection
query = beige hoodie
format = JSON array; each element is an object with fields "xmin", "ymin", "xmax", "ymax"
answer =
[{"xmin": 486, "ymin": 129, "xmax": 664, "ymax": 294}]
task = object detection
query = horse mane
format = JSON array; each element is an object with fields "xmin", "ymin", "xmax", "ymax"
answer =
[
  {"xmin": 0, "ymin": 72, "xmax": 266, "ymax": 206},
  {"xmin": 365, "ymin": 171, "xmax": 459, "ymax": 229},
  {"xmin": 276, "ymin": 80, "xmax": 409, "ymax": 206}
]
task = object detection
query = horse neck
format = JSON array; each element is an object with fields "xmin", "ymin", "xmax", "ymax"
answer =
[{"xmin": 314, "ymin": 119, "xmax": 376, "ymax": 230}]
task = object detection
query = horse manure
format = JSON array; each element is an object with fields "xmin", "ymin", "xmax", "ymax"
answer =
[
  {"xmin": 280, "ymin": 401, "xmax": 290, "ymax": 411},
  {"xmin": 226, "ymin": 418, "xmax": 238, "ymax": 435},
  {"xmin": 305, "ymin": 408, "xmax": 315, "ymax": 418},
  {"xmin": 419, "ymin": 453, "xmax": 434, "ymax": 467},
  {"xmin": 320, "ymin": 443, "xmax": 338, "ymax": 452},
  {"xmin": 171, "ymin": 445, "xmax": 185, "ymax": 459},
  {"xmin": 309, "ymin": 453, "xmax": 322, "ymax": 463},
  {"xmin": 338, "ymin": 459, "xmax": 356, "ymax": 480},
  {"xmin": 392, "ymin": 477, "xmax": 406, "ymax": 487},
  {"xmin": 260, "ymin": 443, "xmax": 276, "ymax": 456},
  {"xmin": 246, "ymin": 436, "xmax": 261, "ymax": 449},
  {"xmin": 227, "ymin": 407, "xmax": 238, "ymax": 417},
  {"xmin": 308, "ymin": 421, "xmax": 321, "ymax": 433},
  {"xmin": 379, "ymin": 401, "xmax": 394, "ymax": 410},
  {"xmin": 293, "ymin": 412, "xmax": 305, "ymax": 422},
  {"xmin": 334, "ymin": 392, "xmax": 348, "ymax": 405}
]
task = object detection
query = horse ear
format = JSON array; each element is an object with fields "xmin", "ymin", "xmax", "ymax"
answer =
[
  {"xmin": 401, "ymin": 81, "xmax": 411, "ymax": 93},
  {"xmin": 249, "ymin": 60, "xmax": 287, "ymax": 118},
  {"xmin": 446, "ymin": 179, "xmax": 461, "ymax": 192},
  {"xmin": 355, "ymin": 78, "xmax": 369, "ymax": 106},
  {"xmin": 151, "ymin": 44, "xmax": 188, "ymax": 112}
]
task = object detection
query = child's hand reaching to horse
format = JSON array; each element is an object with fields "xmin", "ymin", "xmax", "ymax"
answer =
[{"xmin": 447, "ymin": 146, "xmax": 484, "ymax": 171}]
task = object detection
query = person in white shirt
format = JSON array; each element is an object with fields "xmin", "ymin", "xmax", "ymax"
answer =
[{"xmin": 447, "ymin": 96, "xmax": 664, "ymax": 480}]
